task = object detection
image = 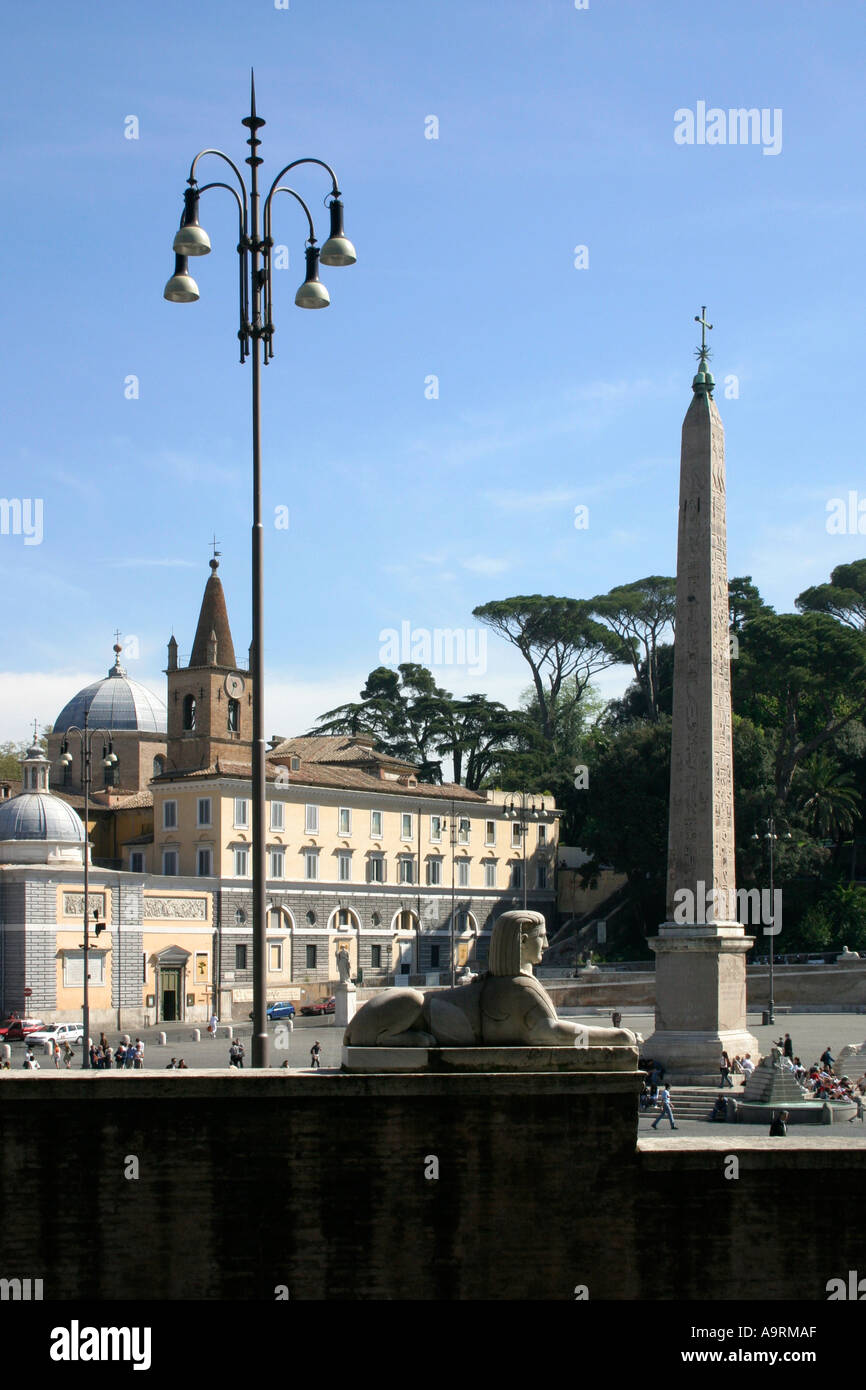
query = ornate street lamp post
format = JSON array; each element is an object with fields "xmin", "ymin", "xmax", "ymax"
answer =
[
  {"xmin": 752, "ymin": 814, "xmax": 791, "ymax": 1027},
  {"xmin": 59, "ymin": 711, "xmax": 117, "ymax": 1068},
  {"xmin": 163, "ymin": 73, "xmax": 356, "ymax": 1068},
  {"xmin": 504, "ymin": 792, "xmax": 540, "ymax": 912}
]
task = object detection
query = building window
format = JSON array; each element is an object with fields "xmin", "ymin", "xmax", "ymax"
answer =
[
  {"xmin": 338, "ymin": 852, "xmax": 352, "ymax": 882},
  {"xmin": 511, "ymin": 822, "xmax": 522, "ymax": 848},
  {"xmin": 234, "ymin": 798, "xmax": 249, "ymax": 828},
  {"xmin": 457, "ymin": 859, "xmax": 470, "ymax": 888},
  {"xmin": 485, "ymin": 819, "xmax": 496, "ymax": 846},
  {"xmin": 430, "ymin": 815, "xmax": 443, "ymax": 843},
  {"xmin": 305, "ymin": 804, "xmax": 319, "ymax": 834},
  {"xmin": 163, "ymin": 801, "xmax": 177, "ymax": 830},
  {"xmin": 291, "ymin": 756, "xmax": 300, "ymax": 771},
  {"xmin": 270, "ymin": 800, "xmax": 284, "ymax": 831},
  {"xmin": 305, "ymin": 850, "xmax": 319, "ymax": 881},
  {"xmin": 399, "ymin": 857, "xmax": 415, "ymax": 885},
  {"xmin": 338, "ymin": 807, "xmax": 352, "ymax": 836},
  {"xmin": 537, "ymin": 864, "xmax": 548, "ymax": 889},
  {"xmin": 368, "ymin": 856, "xmax": 385, "ymax": 884},
  {"xmin": 197, "ymin": 848, "xmax": 212, "ymax": 877},
  {"xmin": 430, "ymin": 945, "xmax": 440, "ymax": 969},
  {"xmin": 511, "ymin": 862, "xmax": 523, "ymax": 889},
  {"xmin": 458, "ymin": 817, "xmax": 470, "ymax": 844},
  {"xmin": 227, "ymin": 698, "xmax": 240, "ymax": 733},
  {"xmin": 370, "ymin": 810, "xmax": 383, "ymax": 839},
  {"xmin": 538, "ymin": 823, "xmax": 547, "ymax": 845},
  {"xmin": 306, "ymin": 945, "xmax": 317, "ymax": 970},
  {"xmin": 427, "ymin": 858, "xmax": 442, "ymax": 886},
  {"xmin": 153, "ymin": 755, "xmax": 165, "ymax": 778},
  {"xmin": 183, "ymin": 694, "xmax": 196, "ymax": 730},
  {"xmin": 162, "ymin": 850, "xmax": 178, "ymax": 876},
  {"xmin": 401, "ymin": 812, "xmax": 413, "ymax": 840},
  {"xmin": 197, "ymin": 797, "xmax": 211, "ymax": 827},
  {"xmin": 130, "ymin": 851, "xmax": 144, "ymax": 873},
  {"xmin": 484, "ymin": 861, "xmax": 496, "ymax": 888},
  {"xmin": 269, "ymin": 849, "xmax": 285, "ymax": 878},
  {"xmin": 235, "ymin": 945, "xmax": 247, "ymax": 971},
  {"xmin": 371, "ymin": 945, "xmax": 382, "ymax": 969},
  {"xmin": 269, "ymin": 942, "xmax": 283, "ymax": 973},
  {"xmin": 234, "ymin": 848, "xmax": 249, "ymax": 877}
]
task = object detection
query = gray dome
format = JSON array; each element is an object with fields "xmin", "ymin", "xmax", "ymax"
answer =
[
  {"xmin": 0, "ymin": 792, "xmax": 85, "ymax": 843},
  {"xmin": 54, "ymin": 649, "xmax": 166, "ymax": 734}
]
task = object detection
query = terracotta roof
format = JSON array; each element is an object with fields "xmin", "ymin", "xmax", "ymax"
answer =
[
  {"xmin": 53, "ymin": 790, "xmax": 153, "ymax": 811},
  {"xmin": 189, "ymin": 558, "xmax": 238, "ymax": 669},
  {"xmin": 121, "ymin": 832, "xmax": 154, "ymax": 846},
  {"xmin": 269, "ymin": 734, "xmax": 415, "ymax": 772},
  {"xmin": 155, "ymin": 758, "xmax": 486, "ymax": 802}
]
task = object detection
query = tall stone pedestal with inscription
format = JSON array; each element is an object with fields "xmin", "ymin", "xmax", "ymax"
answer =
[{"xmin": 645, "ymin": 315, "xmax": 759, "ymax": 1083}]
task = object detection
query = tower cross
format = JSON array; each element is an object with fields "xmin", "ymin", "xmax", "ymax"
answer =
[
  {"xmin": 211, "ymin": 534, "xmax": 222, "ymax": 560},
  {"xmin": 32, "ymin": 717, "xmax": 39, "ymax": 743},
  {"xmin": 694, "ymin": 306, "xmax": 713, "ymax": 356},
  {"xmin": 113, "ymin": 628, "xmax": 122, "ymax": 647}
]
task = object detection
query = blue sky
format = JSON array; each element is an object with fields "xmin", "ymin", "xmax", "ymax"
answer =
[{"xmin": 2, "ymin": 0, "xmax": 865, "ymax": 744}]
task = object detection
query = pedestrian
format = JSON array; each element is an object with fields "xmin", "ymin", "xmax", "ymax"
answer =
[
  {"xmin": 234, "ymin": 1041, "xmax": 244, "ymax": 1069},
  {"xmin": 820, "ymin": 1046, "xmax": 835, "ymax": 1073},
  {"xmin": 720, "ymin": 1051, "xmax": 733, "ymax": 1088},
  {"xmin": 99, "ymin": 1032, "xmax": 108, "ymax": 1053},
  {"xmin": 651, "ymin": 1084, "xmax": 678, "ymax": 1130},
  {"xmin": 53, "ymin": 1041, "xmax": 61, "ymax": 1070},
  {"xmin": 166, "ymin": 1057, "xmax": 178, "ymax": 1070},
  {"xmin": 103, "ymin": 1044, "xmax": 113, "ymax": 1068},
  {"xmin": 23, "ymin": 1048, "xmax": 39, "ymax": 1070},
  {"xmin": 115, "ymin": 1041, "xmax": 126, "ymax": 1068},
  {"xmin": 177, "ymin": 1058, "xmax": 188, "ymax": 1069},
  {"xmin": 124, "ymin": 1039, "xmax": 135, "ymax": 1068},
  {"xmin": 208, "ymin": 1014, "xmax": 218, "ymax": 1040},
  {"xmin": 89, "ymin": 1043, "xmax": 99, "ymax": 1069},
  {"xmin": 782, "ymin": 1032, "xmax": 793, "ymax": 1059},
  {"xmin": 769, "ymin": 1109, "xmax": 788, "ymax": 1137},
  {"xmin": 849, "ymin": 1092, "xmax": 865, "ymax": 1124},
  {"xmin": 133, "ymin": 1038, "xmax": 144, "ymax": 1070},
  {"xmin": 62, "ymin": 1041, "xmax": 73, "ymax": 1070},
  {"xmin": 310, "ymin": 1040, "xmax": 322, "ymax": 1070}
]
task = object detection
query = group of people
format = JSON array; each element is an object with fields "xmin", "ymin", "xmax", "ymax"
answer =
[
  {"xmin": 89, "ymin": 1034, "xmax": 145, "ymax": 1069},
  {"xmin": 165, "ymin": 1057, "xmax": 189, "ymax": 1069}
]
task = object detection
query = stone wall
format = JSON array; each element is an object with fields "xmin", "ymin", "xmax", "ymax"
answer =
[{"xmin": 0, "ymin": 1072, "xmax": 864, "ymax": 1300}]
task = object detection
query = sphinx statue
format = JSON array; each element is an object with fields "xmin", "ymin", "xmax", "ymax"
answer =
[{"xmin": 344, "ymin": 910, "xmax": 641, "ymax": 1049}]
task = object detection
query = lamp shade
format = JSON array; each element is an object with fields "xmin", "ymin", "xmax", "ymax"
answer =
[
  {"xmin": 320, "ymin": 199, "xmax": 356, "ymax": 267},
  {"xmin": 173, "ymin": 188, "xmax": 211, "ymax": 256},
  {"xmin": 295, "ymin": 245, "xmax": 330, "ymax": 309},
  {"xmin": 163, "ymin": 254, "xmax": 200, "ymax": 303}
]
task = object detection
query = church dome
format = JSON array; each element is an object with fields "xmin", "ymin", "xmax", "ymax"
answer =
[
  {"xmin": 54, "ymin": 646, "xmax": 167, "ymax": 734},
  {"xmin": 0, "ymin": 791, "xmax": 85, "ymax": 843}
]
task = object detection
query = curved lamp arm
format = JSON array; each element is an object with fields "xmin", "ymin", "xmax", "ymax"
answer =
[
  {"xmin": 189, "ymin": 149, "xmax": 250, "ymax": 218},
  {"xmin": 196, "ymin": 180, "xmax": 251, "ymax": 360},
  {"xmin": 263, "ymin": 185, "xmax": 318, "ymax": 362},
  {"xmin": 265, "ymin": 156, "xmax": 340, "ymax": 207}
]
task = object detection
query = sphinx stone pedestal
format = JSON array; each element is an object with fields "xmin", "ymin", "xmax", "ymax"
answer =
[{"xmin": 334, "ymin": 981, "xmax": 357, "ymax": 1029}]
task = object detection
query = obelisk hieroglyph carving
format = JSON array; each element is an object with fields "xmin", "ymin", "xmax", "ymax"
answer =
[{"xmin": 645, "ymin": 311, "xmax": 758, "ymax": 1081}]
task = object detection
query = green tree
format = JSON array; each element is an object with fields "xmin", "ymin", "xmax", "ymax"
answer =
[
  {"xmin": 794, "ymin": 751, "xmax": 861, "ymax": 841},
  {"xmin": 472, "ymin": 596, "xmax": 623, "ymax": 747},
  {"xmin": 589, "ymin": 577, "xmax": 676, "ymax": 722},
  {"xmin": 796, "ymin": 559, "xmax": 866, "ymax": 631}
]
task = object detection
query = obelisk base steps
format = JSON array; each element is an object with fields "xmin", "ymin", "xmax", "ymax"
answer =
[{"xmin": 644, "ymin": 923, "xmax": 759, "ymax": 1084}]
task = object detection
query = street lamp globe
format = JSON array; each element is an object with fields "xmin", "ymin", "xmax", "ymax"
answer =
[
  {"xmin": 320, "ymin": 198, "xmax": 356, "ymax": 267},
  {"xmin": 163, "ymin": 254, "xmax": 200, "ymax": 303},
  {"xmin": 295, "ymin": 245, "xmax": 330, "ymax": 309}
]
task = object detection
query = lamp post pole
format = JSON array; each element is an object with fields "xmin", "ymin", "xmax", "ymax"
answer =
[
  {"xmin": 505, "ymin": 791, "xmax": 538, "ymax": 911},
  {"xmin": 752, "ymin": 814, "xmax": 789, "ymax": 1028},
  {"xmin": 60, "ymin": 710, "xmax": 117, "ymax": 1069},
  {"xmin": 164, "ymin": 73, "xmax": 356, "ymax": 1068}
]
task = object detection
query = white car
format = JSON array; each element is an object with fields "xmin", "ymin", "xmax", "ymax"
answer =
[{"xmin": 26, "ymin": 1022, "xmax": 84, "ymax": 1047}]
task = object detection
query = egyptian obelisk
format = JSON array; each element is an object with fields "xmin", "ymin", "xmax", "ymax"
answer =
[{"xmin": 645, "ymin": 311, "xmax": 759, "ymax": 1082}]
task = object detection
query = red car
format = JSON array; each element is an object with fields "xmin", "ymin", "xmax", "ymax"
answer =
[
  {"xmin": 0, "ymin": 1017, "xmax": 46, "ymax": 1041},
  {"xmin": 300, "ymin": 996, "xmax": 336, "ymax": 1016}
]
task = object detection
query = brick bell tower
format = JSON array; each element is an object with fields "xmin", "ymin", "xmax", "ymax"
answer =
[{"xmin": 165, "ymin": 557, "xmax": 252, "ymax": 773}]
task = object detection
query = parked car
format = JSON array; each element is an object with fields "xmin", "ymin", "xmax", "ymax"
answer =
[
  {"xmin": 300, "ymin": 996, "xmax": 336, "ymax": 1017},
  {"xmin": 0, "ymin": 1017, "xmax": 46, "ymax": 1041},
  {"xmin": 26, "ymin": 1023, "xmax": 85, "ymax": 1047},
  {"xmin": 247, "ymin": 1002, "xmax": 296, "ymax": 1021}
]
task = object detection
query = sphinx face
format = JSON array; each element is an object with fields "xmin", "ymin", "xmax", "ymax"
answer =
[{"xmin": 520, "ymin": 926, "xmax": 547, "ymax": 971}]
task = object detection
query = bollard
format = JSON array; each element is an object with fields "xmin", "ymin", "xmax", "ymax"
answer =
[
  {"xmin": 225, "ymin": 1025, "xmax": 233, "ymax": 1039},
  {"xmin": 43, "ymin": 1041, "xmax": 53, "ymax": 1056},
  {"xmin": 1, "ymin": 1043, "xmax": 11, "ymax": 1066},
  {"xmin": 158, "ymin": 1032, "xmax": 167, "ymax": 1046},
  {"xmin": 191, "ymin": 1029, "xmax": 201, "ymax": 1042}
]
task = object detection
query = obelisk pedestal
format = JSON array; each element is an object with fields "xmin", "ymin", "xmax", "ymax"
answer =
[{"xmin": 644, "ymin": 313, "xmax": 758, "ymax": 1083}]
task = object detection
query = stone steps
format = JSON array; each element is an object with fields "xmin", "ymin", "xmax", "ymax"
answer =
[{"xmin": 640, "ymin": 1084, "xmax": 745, "ymax": 1119}]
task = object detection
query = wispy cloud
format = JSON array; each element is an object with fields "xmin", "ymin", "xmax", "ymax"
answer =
[{"xmin": 461, "ymin": 555, "xmax": 509, "ymax": 576}]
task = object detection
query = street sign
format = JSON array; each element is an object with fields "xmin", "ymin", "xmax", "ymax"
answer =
[{"xmin": 23, "ymin": 988, "xmax": 32, "ymax": 997}]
